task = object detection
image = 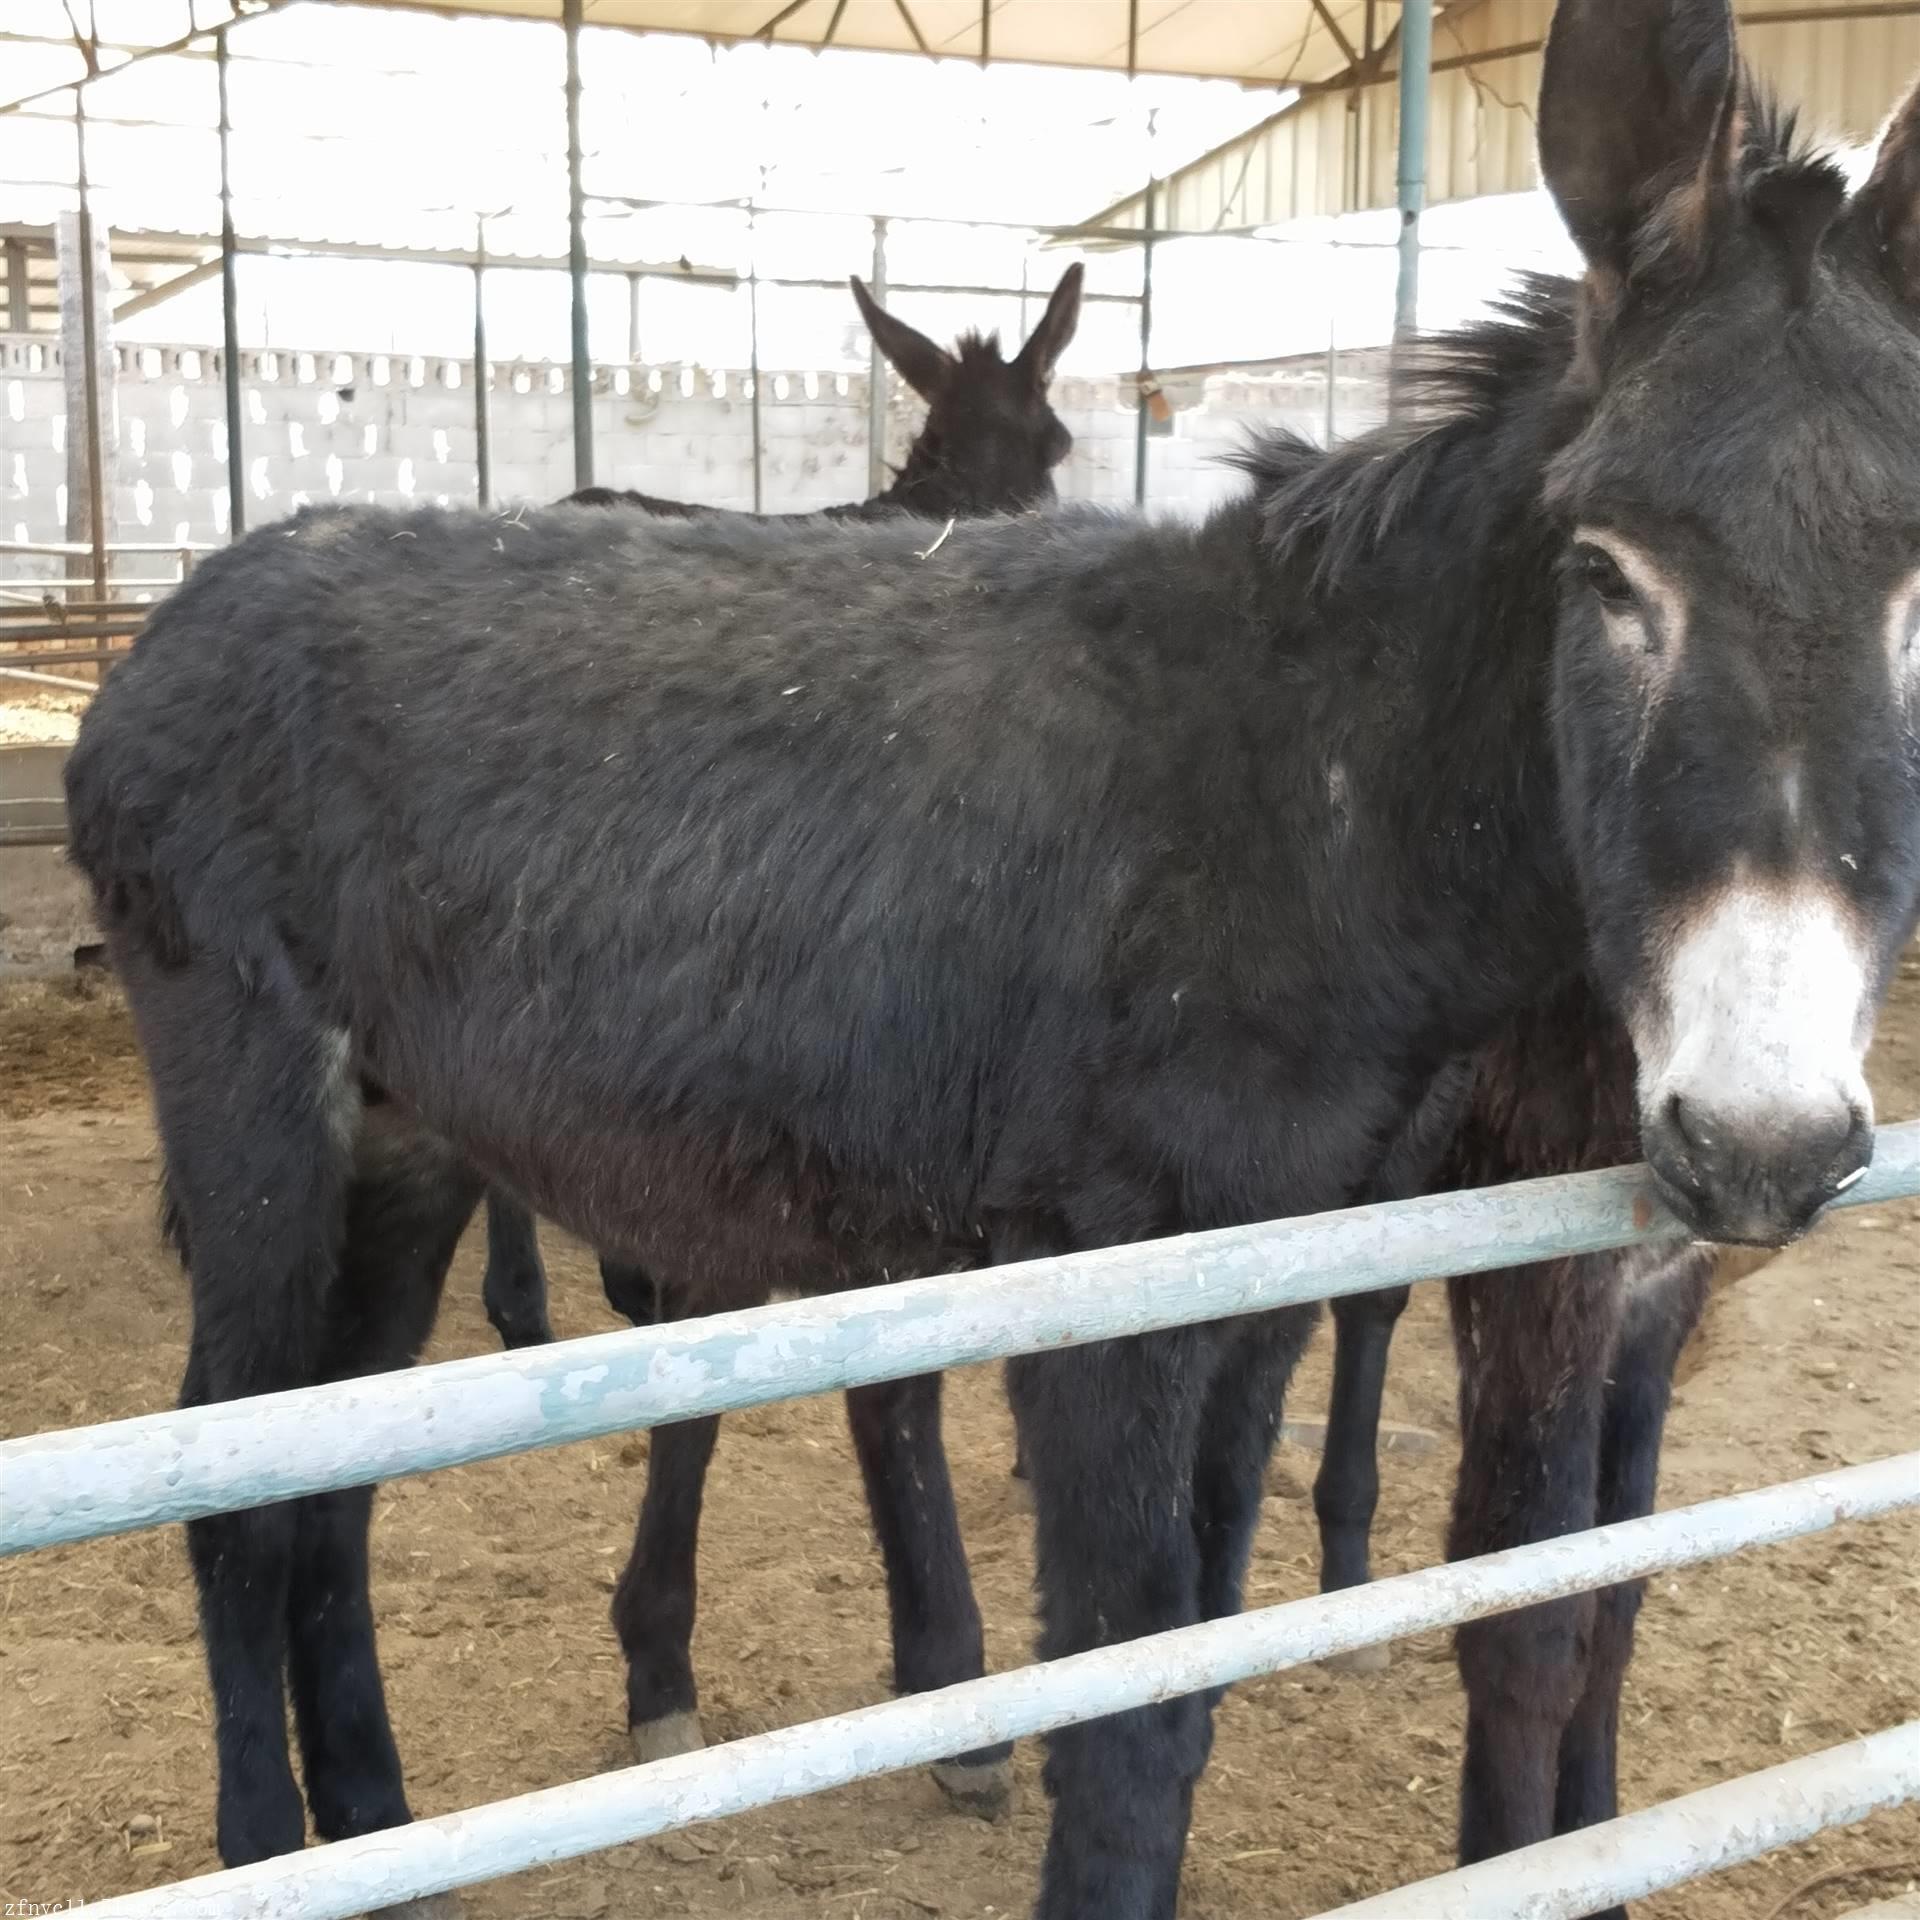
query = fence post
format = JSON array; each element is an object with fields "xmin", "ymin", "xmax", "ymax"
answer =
[
  {"xmin": 1390, "ymin": 0, "xmax": 1434, "ymax": 414},
  {"xmin": 563, "ymin": 0, "xmax": 593, "ymax": 491},
  {"xmin": 217, "ymin": 26, "xmax": 246, "ymax": 540},
  {"xmin": 867, "ymin": 216, "xmax": 888, "ymax": 497}
]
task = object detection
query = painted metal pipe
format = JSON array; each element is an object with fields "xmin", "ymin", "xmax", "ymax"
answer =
[
  {"xmin": 472, "ymin": 221, "xmax": 490, "ymax": 509},
  {"xmin": 0, "ymin": 665, "xmax": 95, "ymax": 692},
  {"xmin": 1134, "ymin": 172, "xmax": 1156, "ymax": 506},
  {"xmin": 748, "ymin": 211, "xmax": 763, "ymax": 515},
  {"xmin": 74, "ymin": 1457, "xmax": 1920, "ymax": 1919},
  {"xmin": 72, "ymin": 91, "xmax": 109, "ymax": 601},
  {"xmin": 6, "ymin": 1125, "xmax": 1918, "ymax": 1555},
  {"xmin": 1314, "ymin": 1722, "xmax": 1920, "ymax": 1919},
  {"xmin": 563, "ymin": 0, "xmax": 593, "ymax": 491},
  {"xmin": 217, "ymin": 27, "xmax": 245, "ymax": 540},
  {"xmin": 1390, "ymin": 0, "xmax": 1433, "ymax": 408},
  {"xmin": 866, "ymin": 215, "xmax": 888, "ymax": 496}
]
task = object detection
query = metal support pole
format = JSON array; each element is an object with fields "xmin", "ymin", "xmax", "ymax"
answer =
[
  {"xmin": 4, "ymin": 237, "xmax": 28, "ymax": 335},
  {"xmin": 1390, "ymin": 0, "xmax": 1434, "ymax": 412},
  {"xmin": 1133, "ymin": 176, "xmax": 1156, "ymax": 509},
  {"xmin": 472, "ymin": 225, "xmax": 491, "ymax": 509},
  {"xmin": 866, "ymin": 216, "xmax": 888, "ymax": 497},
  {"xmin": 627, "ymin": 271, "xmax": 641, "ymax": 363},
  {"xmin": 747, "ymin": 214, "xmax": 763, "ymax": 515},
  {"xmin": 216, "ymin": 28, "xmax": 245, "ymax": 539},
  {"xmin": 563, "ymin": 0, "xmax": 593, "ymax": 490},
  {"xmin": 72, "ymin": 88, "xmax": 108, "ymax": 604},
  {"xmin": 1324, "ymin": 261, "xmax": 1338, "ymax": 447}
]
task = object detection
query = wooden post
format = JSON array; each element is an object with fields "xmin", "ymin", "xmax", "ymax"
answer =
[
  {"xmin": 4, "ymin": 237, "xmax": 29, "ymax": 335},
  {"xmin": 55, "ymin": 205, "xmax": 113, "ymax": 599}
]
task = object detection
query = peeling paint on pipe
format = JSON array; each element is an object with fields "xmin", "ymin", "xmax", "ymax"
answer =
[
  {"xmin": 5, "ymin": 1125, "xmax": 1919, "ymax": 1554},
  {"xmin": 1312, "ymin": 1722, "xmax": 1920, "ymax": 1919},
  {"xmin": 72, "ymin": 1456, "xmax": 1920, "ymax": 1919}
]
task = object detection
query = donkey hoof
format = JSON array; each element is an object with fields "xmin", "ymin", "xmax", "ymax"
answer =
[
  {"xmin": 931, "ymin": 1754, "xmax": 1013, "ymax": 1821},
  {"xmin": 1322, "ymin": 1642, "xmax": 1393, "ymax": 1675},
  {"xmin": 363, "ymin": 1894, "xmax": 464, "ymax": 1920},
  {"xmin": 631, "ymin": 1710, "xmax": 707, "ymax": 1766}
]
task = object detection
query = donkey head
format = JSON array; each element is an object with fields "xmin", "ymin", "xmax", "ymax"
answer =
[
  {"xmin": 850, "ymin": 264, "xmax": 1082, "ymax": 514},
  {"xmin": 1540, "ymin": 0, "xmax": 1920, "ymax": 1243}
]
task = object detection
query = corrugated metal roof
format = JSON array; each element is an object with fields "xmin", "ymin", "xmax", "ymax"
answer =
[
  {"xmin": 1078, "ymin": 0, "xmax": 1920, "ymax": 233},
  {"xmin": 1, "ymin": 0, "xmax": 1371, "ymax": 107},
  {"xmin": 350, "ymin": 0, "xmax": 1370, "ymax": 87}
]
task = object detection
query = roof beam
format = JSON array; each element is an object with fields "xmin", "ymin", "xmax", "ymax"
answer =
[
  {"xmin": 113, "ymin": 253, "xmax": 221, "ymax": 321},
  {"xmin": 1308, "ymin": 0, "xmax": 1361, "ymax": 75},
  {"xmin": 0, "ymin": 2, "xmax": 278, "ymax": 119},
  {"xmin": 1068, "ymin": 0, "xmax": 1920, "ymax": 236}
]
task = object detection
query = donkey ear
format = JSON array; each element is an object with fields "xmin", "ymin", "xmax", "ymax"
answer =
[
  {"xmin": 1012, "ymin": 262, "xmax": 1084, "ymax": 389},
  {"xmin": 1849, "ymin": 73, "xmax": 1920, "ymax": 308},
  {"xmin": 1538, "ymin": 0, "xmax": 1740, "ymax": 280},
  {"xmin": 849, "ymin": 277, "xmax": 951, "ymax": 402}
]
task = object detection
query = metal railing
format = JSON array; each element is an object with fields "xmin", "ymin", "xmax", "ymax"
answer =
[
  {"xmin": 0, "ymin": 536, "xmax": 207, "ymax": 674},
  {"xmin": 5, "ymin": 1129, "xmax": 1918, "ymax": 1919}
]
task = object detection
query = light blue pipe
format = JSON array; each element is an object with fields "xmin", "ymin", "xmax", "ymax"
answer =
[
  {"xmin": 1394, "ymin": 0, "xmax": 1434, "ymax": 347},
  {"xmin": 1314, "ymin": 1721, "xmax": 1920, "ymax": 1919},
  {"xmin": 74, "ymin": 1456, "xmax": 1920, "ymax": 1920},
  {"xmin": 5, "ymin": 1123, "xmax": 1918, "ymax": 1555}
]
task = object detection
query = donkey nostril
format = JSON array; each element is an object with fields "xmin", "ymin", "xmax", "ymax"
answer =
[
  {"xmin": 1823, "ymin": 1103, "xmax": 1874, "ymax": 1194},
  {"xmin": 1664, "ymin": 1092, "xmax": 1710, "ymax": 1161}
]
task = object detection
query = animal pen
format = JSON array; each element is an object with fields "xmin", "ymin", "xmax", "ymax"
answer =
[
  {"xmin": 5, "ymin": 2, "xmax": 1920, "ymax": 1916},
  {"xmin": 4, "ymin": 1145, "xmax": 1920, "ymax": 1916}
]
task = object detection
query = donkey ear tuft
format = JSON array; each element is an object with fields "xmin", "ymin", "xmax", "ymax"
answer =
[
  {"xmin": 1013, "ymin": 263, "xmax": 1084, "ymax": 389},
  {"xmin": 1849, "ymin": 73, "xmax": 1920, "ymax": 309},
  {"xmin": 849, "ymin": 277, "xmax": 952, "ymax": 403},
  {"xmin": 1538, "ymin": 0, "xmax": 1739, "ymax": 280}
]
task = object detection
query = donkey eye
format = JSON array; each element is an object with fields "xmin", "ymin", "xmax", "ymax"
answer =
[{"xmin": 1575, "ymin": 544, "xmax": 1637, "ymax": 610}]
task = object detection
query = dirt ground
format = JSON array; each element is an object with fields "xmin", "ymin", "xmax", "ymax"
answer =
[
  {"xmin": 0, "ymin": 681, "xmax": 89, "ymax": 748},
  {"xmin": 1, "ymin": 967, "xmax": 1916, "ymax": 1919}
]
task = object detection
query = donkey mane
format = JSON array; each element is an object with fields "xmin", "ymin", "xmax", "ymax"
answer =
[
  {"xmin": 1232, "ymin": 79, "xmax": 1851, "ymax": 597},
  {"xmin": 949, "ymin": 330, "xmax": 1007, "ymax": 366},
  {"xmin": 1228, "ymin": 276, "xmax": 1580, "ymax": 594}
]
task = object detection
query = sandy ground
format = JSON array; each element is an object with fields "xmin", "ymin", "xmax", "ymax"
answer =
[
  {"xmin": 0, "ymin": 682, "xmax": 89, "ymax": 748},
  {"xmin": 1, "ymin": 969, "xmax": 1916, "ymax": 1919}
]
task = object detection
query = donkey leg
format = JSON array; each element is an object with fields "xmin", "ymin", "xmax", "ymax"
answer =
[
  {"xmin": 1008, "ymin": 1315, "xmax": 1215, "ymax": 1920},
  {"xmin": 598, "ymin": 1256, "xmax": 662, "ymax": 1327},
  {"xmin": 1313, "ymin": 1285, "xmax": 1411, "ymax": 1671},
  {"xmin": 612, "ymin": 1405, "xmax": 720, "ymax": 1764},
  {"xmin": 177, "ymin": 1350, "xmax": 309, "ymax": 1865},
  {"xmin": 845, "ymin": 1372, "xmax": 1011, "ymax": 1817},
  {"xmin": 1194, "ymin": 1311, "xmax": 1316, "ymax": 1627},
  {"xmin": 121, "ymin": 941, "xmax": 350, "ymax": 1868},
  {"xmin": 481, "ymin": 1189, "xmax": 554, "ymax": 1350},
  {"xmin": 1448, "ymin": 1257, "xmax": 1621, "ymax": 1869},
  {"xmin": 1007, "ymin": 1418, "xmax": 1033, "ymax": 1512},
  {"xmin": 289, "ymin": 1125, "xmax": 482, "ymax": 1850},
  {"xmin": 1553, "ymin": 1252, "xmax": 1711, "ymax": 1916}
]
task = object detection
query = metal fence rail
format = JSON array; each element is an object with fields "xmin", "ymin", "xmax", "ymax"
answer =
[
  {"xmin": 1310, "ymin": 1724, "xmax": 1920, "ymax": 1920},
  {"xmin": 7, "ymin": 1121, "xmax": 1920, "ymax": 1556},
  {"xmin": 68, "ymin": 1457, "xmax": 1920, "ymax": 1919},
  {"xmin": 63, "ymin": 1459, "xmax": 1920, "ymax": 1912},
  {"xmin": 8, "ymin": 1132, "xmax": 1919, "ymax": 1917}
]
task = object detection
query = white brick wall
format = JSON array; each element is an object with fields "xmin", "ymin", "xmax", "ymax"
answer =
[{"xmin": 0, "ymin": 334, "xmax": 1387, "ymax": 547}]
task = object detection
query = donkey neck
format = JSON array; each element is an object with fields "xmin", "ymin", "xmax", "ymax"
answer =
[
  {"xmin": 1252, "ymin": 303, "xmax": 1594, "ymax": 1040},
  {"xmin": 866, "ymin": 428, "xmax": 1012, "ymax": 519}
]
